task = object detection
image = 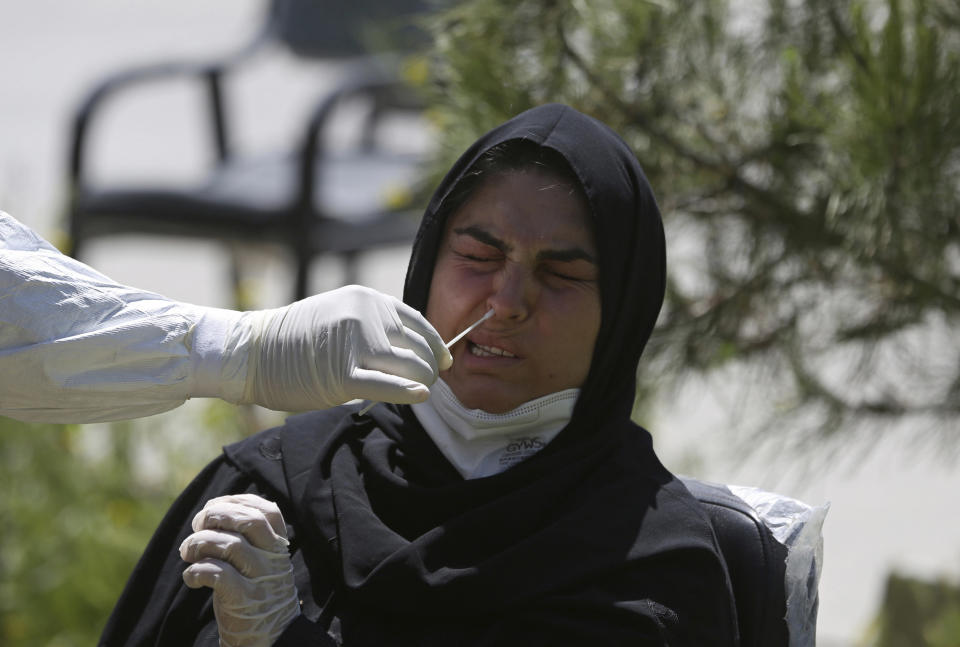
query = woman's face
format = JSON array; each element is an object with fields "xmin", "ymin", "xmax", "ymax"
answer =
[{"xmin": 426, "ymin": 168, "xmax": 601, "ymax": 413}]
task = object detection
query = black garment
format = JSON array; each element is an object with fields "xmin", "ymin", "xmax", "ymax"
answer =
[
  {"xmin": 101, "ymin": 407, "xmax": 738, "ymax": 646},
  {"xmin": 100, "ymin": 104, "xmax": 740, "ymax": 646}
]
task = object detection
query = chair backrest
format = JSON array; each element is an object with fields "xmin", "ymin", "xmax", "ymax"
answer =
[
  {"xmin": 679, "ymin": 477, "xmax": 790, "ymax": 647},
  {"xmin": 267, "ymin": 0, "xmax": 452, "ymax": 59}
]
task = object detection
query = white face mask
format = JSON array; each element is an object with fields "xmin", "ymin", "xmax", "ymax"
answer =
[{"xmin": 411, "ymin": 379, "xmax": 579, "ymax": 479}]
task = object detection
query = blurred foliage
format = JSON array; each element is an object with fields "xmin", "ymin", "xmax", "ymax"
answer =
[
  {"xmin": 422, "ymin": 0, "xmax": 960, "ymax": 451},
  {"xmin": 0, "ymin": 403, "xmax": 252, "ymax": 647},
  {"xmin": 864, "ymin": 571, "xmax": 960, "ymax": 646}
]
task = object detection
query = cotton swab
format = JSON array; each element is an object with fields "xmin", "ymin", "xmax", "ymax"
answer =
[
  {"xmin": 357, "ymin": 308, "xmax": 495, "ymax": 416},
  {"xmin": 441, "ymin": 307, "xmax": 495, "ymax": 351}
]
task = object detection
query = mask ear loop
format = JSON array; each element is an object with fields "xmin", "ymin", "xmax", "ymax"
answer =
[{"xmin": 358, "ymin": 309, "xmax": 495, "ymax": 416}]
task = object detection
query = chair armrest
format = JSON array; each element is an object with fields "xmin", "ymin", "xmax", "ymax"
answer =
[
  {"xmin": 67, "ymin": 29, "xmax": 271, "ymax": 186},
  {"xmin": 293, "ymin": 67, "xmax": 425, "ymax": 214}
]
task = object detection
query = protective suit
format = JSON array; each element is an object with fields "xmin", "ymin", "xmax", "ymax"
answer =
[{"xmin": 0, "ymin": 212, "xmax": 449, "ymax": 422}]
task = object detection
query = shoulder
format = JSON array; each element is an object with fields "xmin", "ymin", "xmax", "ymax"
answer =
[
  {"xmin": 602, "ymin": 424, "xmax": 723, "ymax": 552},
  {"xmin": 221, "ymin": 405, "xmax": 362, "ymax": 500},
  {"xmin": 225, "ymin": 406, "xmax": 357, "ymax": 464}
]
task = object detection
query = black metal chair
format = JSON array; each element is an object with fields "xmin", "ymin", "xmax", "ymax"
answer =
[
  {"xmin": 66, "ymin": 0, "xmax": 449, "ymax": 303},
  {"xmin": 679, "ymin": 477, "xmax": 793, "ymax": 647}
]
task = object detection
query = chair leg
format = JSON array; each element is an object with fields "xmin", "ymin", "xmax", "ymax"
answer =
[
  {"xmin": 227, "ymin": 242, "xmax": 253, "ymax": 311},
  {"xmin": 68, "ymin": 235, "xmax": 83, "ymax": 260},
  {"xmin": 67, "ymin": 210, "xmax": 84, "ymax": 259},
  {"xmin": 342, "ymin": 251, "xmax": 360, "ymax": 286},
  {"xmin": 294, "ymin": 252, "xmax": 310, "ymax": 302}
]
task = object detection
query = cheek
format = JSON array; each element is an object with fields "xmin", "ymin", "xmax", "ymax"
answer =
[
  {"xmin": 425, "ymin": 277, "xmax": 453, "ymax": 339},
  {"xmin": 539, "ymin": 290, "xmax": 601, "ymax": 375},
  {"xmin": 426, "ymin": 258, "xmax": 493, "ymax": 337},
  {"xmin": 549, "ymin": 287, "xmax": 601, "ymax": 332},
  {"xmin": 571, "ymin": 308, "xmax": 601, "ymax": 367}
]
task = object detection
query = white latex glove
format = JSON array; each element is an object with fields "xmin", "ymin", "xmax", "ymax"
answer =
[
  {"xmin": 181, "ymin": 494, "xmax": 300, "ymax": 647},
  {"xmin": 236, "ymin": 285, "xmax": 453, "ymax": 412}
]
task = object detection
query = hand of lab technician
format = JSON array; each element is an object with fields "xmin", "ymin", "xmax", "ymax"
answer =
[
  {"xmin": 181, "ymin": 494, "xmax": 300, "ymax": 647},
  {"xmin": 240, "ymin": 285, "xmax": 453, "ymax": 412}
]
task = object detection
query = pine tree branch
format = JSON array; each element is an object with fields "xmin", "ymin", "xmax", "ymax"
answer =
[{"xmin": 826, "ymin": 4, "xmax": 875, "ymax": 78}]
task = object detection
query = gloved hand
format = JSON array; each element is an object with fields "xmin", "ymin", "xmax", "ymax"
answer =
[
  {"xmin": 197, "ymin": 285, "xmax": 453, "ymax": 412},
  {"xmin": 181, "ymin": 494, "xmax": 300, "ymax": 647}
]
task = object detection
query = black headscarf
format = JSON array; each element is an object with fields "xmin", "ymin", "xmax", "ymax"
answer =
[
  {"xmin": 290, "ymin": 104, "xmax": 736, "ymax": 644},
  {"xmin": 404, "ymin": 103, "xmax": 666, "ymax": 429}
]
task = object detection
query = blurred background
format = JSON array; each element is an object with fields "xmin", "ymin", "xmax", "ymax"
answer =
[{"xmin": 1, "ymin": 1, "xmax": 959, "ymax": 645}]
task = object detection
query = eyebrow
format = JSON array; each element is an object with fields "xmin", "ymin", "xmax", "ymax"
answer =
[{"xmin": 453, "ymin": 225, "xmax": 597, "ymax": 265}]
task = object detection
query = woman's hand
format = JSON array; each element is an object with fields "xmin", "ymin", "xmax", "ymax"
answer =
[{"xmin": 180, "ymin": 494, "xmax": 300, "ymax": 647}]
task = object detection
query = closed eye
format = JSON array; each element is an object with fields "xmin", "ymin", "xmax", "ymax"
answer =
[
  {"xmin": 457, "ymin": 251, "xmax": 499, "ymax": 263},
  {"xmin": 544, "ymin": 268, "xmax": 595, "ymax": 283},
  {"xmin": 541, "ymin": 259, "xmax": 597, "ymax": 283}
]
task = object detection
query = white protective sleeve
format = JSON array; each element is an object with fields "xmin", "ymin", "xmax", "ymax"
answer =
[{"xmin": 0, "ymin": 212, "xmax": 248, "ymax": 423}]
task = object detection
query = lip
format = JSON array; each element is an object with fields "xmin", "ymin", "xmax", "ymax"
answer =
[
  {"xmin": 456, "ymin": 334, "xmax": 523, "ymax": 368},
  {"xmin": 466, "ymin": 333, "xmax": 522, "ymax": 359},
  {"xmin": 459, "ymin": 342, "xmax": 523, "ymax": 369},
  {"xmin": 468, "ymin": 341, "xmax": 518, "ymax": 359}
]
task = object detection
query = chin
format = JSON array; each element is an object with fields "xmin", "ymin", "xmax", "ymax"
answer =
[
  {"xmin": 449, "ymin": 382, "xmax": 524, "ymax": 414},
  {"xmin": 460, "ymin": 395, "xmax": 520, "ymax": 415},
  {"xmin": 473, "ymin": 402, "xmax": 518, "ymax": 415}
]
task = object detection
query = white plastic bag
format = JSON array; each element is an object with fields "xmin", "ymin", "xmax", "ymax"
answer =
[{"xmin": 729, "ymin": 485, "xmax": 829, "ymax": 647}]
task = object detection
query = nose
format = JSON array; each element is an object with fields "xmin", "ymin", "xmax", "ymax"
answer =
[{"xmin": 487, "ymin": 263, "xmax": 534, "ymax": 322}]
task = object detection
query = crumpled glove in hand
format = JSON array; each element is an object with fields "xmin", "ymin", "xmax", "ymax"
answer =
[
  {"xmin": 181, "ymin": 494, "xmax": 300, "ymax": 647},
  {"xmin": 238, "ymin": 285, "xmax": 452, "ymax": 411}
]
